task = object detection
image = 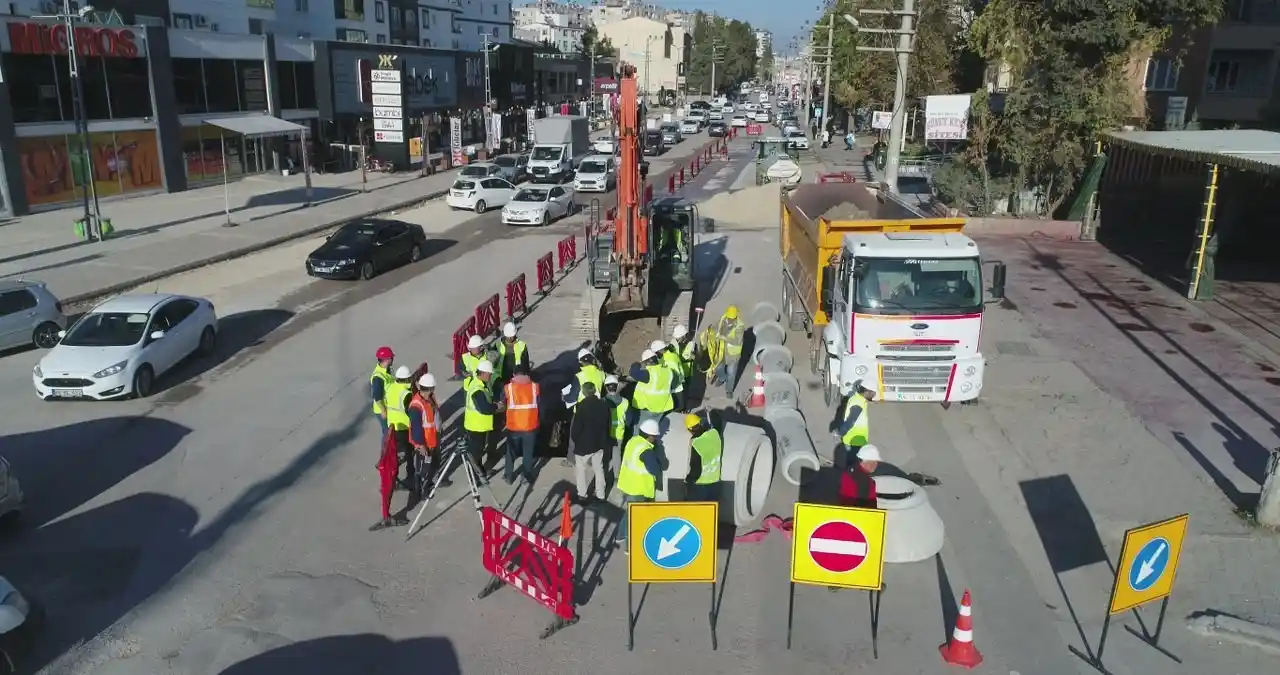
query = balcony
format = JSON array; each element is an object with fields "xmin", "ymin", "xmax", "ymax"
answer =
[{"xmin": 334, "ymin": 0, "xmax": 365, "ymax": 21}]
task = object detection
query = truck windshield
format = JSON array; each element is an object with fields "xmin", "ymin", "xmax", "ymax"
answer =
[
  {"xmin": 854, "ymin": 257, "xmax": 982, "ymax": 314},
  {"xmin": 531, "ymin": 146, "xmax": 562, "ymax": 161}
]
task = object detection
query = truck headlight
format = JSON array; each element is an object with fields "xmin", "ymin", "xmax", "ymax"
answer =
[
  {"xmin": 854, "ymin": 365, "xmax": 869, "ymax": 376},
  {"xmin": 964, "ymin": 365, "xmax": 976, "ymax": 377}
]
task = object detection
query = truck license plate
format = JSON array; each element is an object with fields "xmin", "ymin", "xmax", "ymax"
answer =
[{"xmin": 52, "ymin": 388, "xmax": 84, "ymax": 397}]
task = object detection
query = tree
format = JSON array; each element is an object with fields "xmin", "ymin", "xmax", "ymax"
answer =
[
  {"xmin": 579, "ymin": 23, "xmax": 616, "ymax": 59},
  {"xmin": 685, "ymin": 12, "xmax": 762, "ymax": 95},
  {"xmin": 758, "ymin": 49, "xmax": 775, "ymax": 82}
]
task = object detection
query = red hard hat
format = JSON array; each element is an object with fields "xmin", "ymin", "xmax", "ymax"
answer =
[{"xmin": 375, "ymin": 346, "xmax": 394, "ymax": 360}]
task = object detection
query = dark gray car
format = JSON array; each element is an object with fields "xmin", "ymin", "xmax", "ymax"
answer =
[{"xmin": 0, "ymin": 279, "xmax": 67, "ymax": 350}]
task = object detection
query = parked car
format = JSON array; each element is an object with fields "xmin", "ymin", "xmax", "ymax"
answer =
[
  {"xmin": 446, "ymin": 176, "xmax": 517, "ymax": 213},
  {"xmin": 501, "ymin": 186, "xmax": 576, "ymax": 226},
  {"xmin": 0, "ymin": 574, "xmax": 38, "ymax": 673},
  {"xmin": 707, "ymin": 121, "xmax": 729, "ymax": 137},
  {"xmin": 660, "ymin": 123, "xmax": 683, "ymax": 145},
  {"xmin": 306, "ymin": 219, "xmax": 428, "ymax": 281},
  {"xmin": 491, "ymin": 154, "xmax": 528, "ymax": 184},
  {"xmin": 32, "ymin": 293, "xmax": 218, "ymax": 400},
  {"xmin": 574, "ymin": 155, "xmax": 617, "ymax": 193},
  {"xmin": 592, "ymin": 137, "xmax": 616, "ymax": 154},
  {"xmin": 786, "ymin": 128, "xmax": 810, "ymax": 149},
  {"xmin": 731, "ymin": 114, "xmax": 749, "ymax": 128},
  {"xmin": 0, "ymin": 280, "xmax": 66, "ymax": 351}
]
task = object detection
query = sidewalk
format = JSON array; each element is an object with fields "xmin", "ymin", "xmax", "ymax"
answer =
[
  {"xmin": 0, "ymin": 167, "xmax": 461, "ymax": 305},
  {"xmin": 806, "ymin": 139, "xmax": 938, "ymax": 211}
]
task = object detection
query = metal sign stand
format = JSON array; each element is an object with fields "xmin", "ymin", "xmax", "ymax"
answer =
[
  {"xmin": 785, "ymin": 583, "xmax": 880, "ymax": 658},
  {"xmin": 404, "ymin": 437, "xmax": 499, "ymax": 540}
]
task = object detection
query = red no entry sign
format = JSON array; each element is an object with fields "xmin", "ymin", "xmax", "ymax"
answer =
[{"xmin": 808, "ymin": 521, "xmax": 869, "ymax": 573}]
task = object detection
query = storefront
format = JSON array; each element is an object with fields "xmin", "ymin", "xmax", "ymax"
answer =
[{"xmin": 0, "ymin": 17, "xmax": 318, "ymax": 215}]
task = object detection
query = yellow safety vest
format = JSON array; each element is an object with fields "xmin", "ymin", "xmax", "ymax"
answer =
[
  {"xmin": 617, "ymin": 435, "xmax": 656, "ymax": 498},
  {"xmin": 610, "ymin": 397, "xmax": 630, "ymax": 441},
  {"xmin": 384, "ymin": 381, "xmax": 412, "ymax": 431},
  {"xmin": 633, "ymin": 364, "xmax": 674, "ymax": 412},
  {"xmin": 464, "ymin": 377, "xmax": 495, "ymax": 432},
  {"xmin": 841, "ymin": 393, "xmax": 870, "ymax": 447},
  {"xmin": 679, "ymin": 340, "xmax": 695, "ymax": 378},
  {"xmin": 495, "ymin": 339, "xmax": 527, "ymax": 378},
  {"xmin": 719, "ymin": 318, "xmax": 744, "ymax": 356},
  {"xmin": 691, "ymin": 428, "xmax": 722, "ymax": 485},
  {"xmin": 461, "ymin": 351, "xmax": 483, "ymax": 378},
  {"xmin": 576, "ymin": 365, "xmax": 606, "ymax": 401},
  {"xmin": 661, "ymin": 349, "xmax": 685, "ymax": 393},
  {"xmin": 370, "ymin": 365, "xmax": 391, "ymax": 415}
]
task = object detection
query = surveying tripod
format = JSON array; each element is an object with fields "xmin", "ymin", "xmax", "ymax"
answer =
[{"xmin": 405, "ymin": 434, "xmax": 500, "ymax": 540}]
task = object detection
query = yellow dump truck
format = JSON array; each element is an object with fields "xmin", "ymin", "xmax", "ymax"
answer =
[{"xmin": 779, "ymin": 182, "xmax": 1007, "ymax": 405}]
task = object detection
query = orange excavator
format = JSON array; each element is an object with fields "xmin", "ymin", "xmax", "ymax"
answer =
[{"xmin": 581, "ymin": 64, "xmax": 699, "ymax": 348}]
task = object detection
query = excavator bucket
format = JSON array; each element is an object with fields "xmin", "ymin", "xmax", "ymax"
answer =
[{"xmin": 604, "ymin": 282, "xmax": 647, "ymax": 314}]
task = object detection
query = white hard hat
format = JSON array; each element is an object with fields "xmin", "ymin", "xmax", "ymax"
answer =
[
  {"xmin": 577, "ymin": 347, "xmax": 592, "ymax": 360},
  {"xmin": 641, "ymin": 349, "xmax": 655, "ymax": 361},
  {"xmin": 604, "ymin": 374, "xmax": 620, "ymax": 386},
  {"xmin": 418, "ymin": 373, "xmax": 436, "ymax": 388},
  {"xmin": 672, "ymin": 324, "xmax": 688, "ymax": 339},
  {"xmin": 394, "ymin": 366, "xmax": 412, "ymax": 380},
  {"xmin": 468, "ymin": 335, "xmax": 484, "ymax": 349},
  {"xmin": 639, "ymin": 419, "xmax": 661, "ymax": 436},
  {"xmin": 476, "ymin": 360, "xmax": 494, "ymax": 374},
  {"xmin": 856, "ymin": 444, "xmax": 882, "ymax": 462},
  {"xmin": 649, "ymin": 340, "xmax": 666, "ymax": 352},
  {"xmin": 503, "ymin": 322, "xmax": 517, "ymax": 338}
]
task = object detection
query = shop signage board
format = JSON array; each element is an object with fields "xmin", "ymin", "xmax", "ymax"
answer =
[
  {"xmin": 369, "ymin": 54, "xmax": 408, "ymax": 168},
  {"xmin": 5, "ymin": 21, "xmax": 145, "ymax": 58}
]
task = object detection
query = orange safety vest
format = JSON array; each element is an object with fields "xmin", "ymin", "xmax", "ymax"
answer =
[
  {"xmin": 503, "ymin": 380, "xmax": 540, "ymax": 432},
  {"xmin": 408, "ymin": 394, "xmax": 438, "ymax": 449}
]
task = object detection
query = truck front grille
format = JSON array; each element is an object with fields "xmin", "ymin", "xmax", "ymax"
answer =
[{"xmin": 879, "ymin": 364, "xmax": 952, "ymax": 395}]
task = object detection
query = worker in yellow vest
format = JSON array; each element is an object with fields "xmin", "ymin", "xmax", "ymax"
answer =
[
  {"xmin": 838, "ymin": 380, "xmax": 875, "ymax": 469},
  {"xmin": 464, "ymin": 360, "xmax": 504, "ymax": 472},
  {"xmin": 713, "ymin": 305, "xmax": 745, "ymax": 397},
  {"xmin": 494, "ymin": 322, "xmax": 532, "ymax": 383},
  {"xmin": 656, "ymin": 338, "xmax": 688, "ymax": 412},
  {"xmin": 561, "ymin": 348, "xmax": 606, "ymax": 408},
  {"xmin": 604, "ymin": 374, "xmax": 631, "ymax": 456},
  {"xmin": 615, "ymin": 418, "xmax": 664, "ymax": 553},
  {"xmin": 460, "ymin": 334, "xmax": 487, "ymax": 380},
  {"xmin": 684, "ymin": 412, "xmax": 722, "ymax": 502},
  {"xmin": 371, "ymin": 365, "xmax": 415, "ymax": 531},
  {"xmin": 628, "ymin": 348, "xmax": 675, "ymax": 426},
  {"xmin": 370, "ymin": 345, "xmax": 395, "ymax": 439}
]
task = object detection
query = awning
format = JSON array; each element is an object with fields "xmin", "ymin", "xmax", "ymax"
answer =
[{"xmin": 203, "ymin": 115, "xmax": 307, "ymax": 138}]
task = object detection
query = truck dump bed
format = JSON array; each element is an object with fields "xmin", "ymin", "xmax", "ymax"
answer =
[{"xmin": 780, "ymin": 183, "xmax": 965, "ymax": 326}]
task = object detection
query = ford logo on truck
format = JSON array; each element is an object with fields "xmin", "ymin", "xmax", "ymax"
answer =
[{"xmin": 910, "ymin": 323, "xmax": 929, "ymax": 330}]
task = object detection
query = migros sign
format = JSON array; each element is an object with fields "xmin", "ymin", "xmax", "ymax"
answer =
[{"xmin": 6, "ymin": 21, "xmax": 142, "ymax": 58}]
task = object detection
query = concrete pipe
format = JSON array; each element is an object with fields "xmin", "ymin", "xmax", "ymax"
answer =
[
  {"xmin": 761, "ymin": 372, "xmax": 800, "ymax": 411},
  {"xmin": 652, "ymin": 413, "xmax": 776, "ymax": 527},
  {"xmin": 750, "ymin": 301, "xmax": 780, "ymax": 325},
  {"xmin": 767, "ymin": 407, "xmax": 821, "ymax": 486},
  {"xmin": 751, "ymin": 320, "xmax": 787, "ymax": 348},
  {"xmin": 752, "ymin": 343, "xmax": 794, "ymax": 374}
]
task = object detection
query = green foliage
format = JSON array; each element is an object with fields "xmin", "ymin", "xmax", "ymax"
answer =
[
  {"xmin": 686, "ymin": 12, "xmax": 760, "ymax": 95},
  {"xmin": 579, "ymin": 23, "xmax": 616, "ymax": 59}
]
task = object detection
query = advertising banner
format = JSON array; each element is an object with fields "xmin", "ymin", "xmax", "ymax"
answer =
[
  {"xmin": 487, "ymin": 111, "xmax": 503, "ymax": 151},
  {"xmin": 18, "ymin": 130, "xmax": 163, "ymax": 206},
  {"xmin": 924, "ymin": 94, "xmax": 972, "ymax": 141},
  {"xmin": 450, "ymin": 117, "xmax": 464, "ymax": 166},
  {"xmin": 526, "ymin": 108, "xmax": 537, "ymax": 145}
]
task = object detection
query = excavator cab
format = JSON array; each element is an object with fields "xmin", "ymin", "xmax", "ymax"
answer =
[{"xmin": 648, "ymin": 196, "xmax": 698, "ymax": 293}]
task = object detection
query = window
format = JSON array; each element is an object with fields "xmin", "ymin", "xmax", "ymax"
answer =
[
  {"xmin": 172, "ymin": 58, "xmax": 207, "ymax": 113},
  {"xmin": 338, "ymin": 28, "xmax": 368, "ymax": 42},
  {"xmin": 377, "ymin": 34, "xmax": 387, "ymax": 43},
  {"xmin": 173, "ymin": 13, "xmax": 193, "ymax": 29},
  {"xmin": 421, "ymin": 9, "xmax": 431, "ymax": 27},
  {"xmin": 203, "ymin": 59, "xmax": 242, "ymax": 112},
  {"xmin": 1206, "ymin": 59, "xmax": 1241, "ymax": 93},
  {"xmin": 0, "ymin": 290, "xmax": 37, "ymax": 316},
  {"xmin": 249, "ymin": 18, "xmax": 266, "ymax": 35},
  {"xmin": 1144, "ymin": 58, "xmax": 1179, "ymax": 91},
  {"xmin": 390, "ymin": 6, "xmax": 402, "ymax": 29},
  {"xmin": 295, "ymin": 0, "xmax": 308, "ymax": 10},
  {"xmin": 237, "ymin": 61, "xmax": 269, "ymax": 111},
  {"xmin": 375, "ymin": 1, "xmax": 385, "ymax": 22},
  {"xmin": 493, "ymin": 26, "xmax": 499, "ymax": 38},
  {"xmin": 404, "ymin": 7, "xmax": 417, "ymax": 29},
  {"xmin": 276, "ymin": 60, "xmax": 320, "ymax": 109},
  {"xmin": 5, "ymin": 54, "xmax": 64, "ymax": 122}
]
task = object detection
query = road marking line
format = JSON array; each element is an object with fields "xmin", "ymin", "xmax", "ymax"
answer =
[{"xmin": 809, "ymin": 538, "xmax": 867, "ymax": 556}]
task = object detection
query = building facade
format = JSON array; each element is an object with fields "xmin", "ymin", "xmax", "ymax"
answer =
[
  {"xmin": 598, "ymin": 16, "xmax": 687, "ymax": 95},
  {"xmin": 512, "ymin": 1, "xmax": 585, "ymax": 53},
  {"xmin": 754, "ymin": 28, "xmax": 770, "ymax": 58}
]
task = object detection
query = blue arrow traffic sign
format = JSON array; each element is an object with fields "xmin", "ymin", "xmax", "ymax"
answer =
[
  {"xmin": 642, "ymin": 516, "xmax": 702, "ymax": 571},
  {"xmin": 1127, "ymin": 537, "xmax": 1170, "ymax": 592}
]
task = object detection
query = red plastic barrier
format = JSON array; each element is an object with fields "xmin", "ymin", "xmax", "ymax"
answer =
[
  {"xmin": 475, "ymin": 293, "xmax": 500, "ymax": 339},
  {"xmin": 705, "ymin": 146, "xmax": 711, "ymax": 161},
  {"xmin": 556, "ymin": 235, "xmax": 577, "ymax": 271},
  {"xmin": 819, "ymin": 172, "xmax": 856, "ymax": 184},
  {"xmin": 451, "ymin": 317, "xmax": 477, "ymax": 378},
  {"xmin": 678, "ymin": 167, "xmax": 685, "ymax": 187},
  {"xmin": 480, "ymin": 506, "xmax": 576, "ymax": 623},
  {"xmin": 505, "ymin": 273, "xmax": 527, "ymax": 318},
  {"xmin": 720, "ymin": 143, "xmax": 729, "ymax": 159},
  {"xmin": 536, "ymin": 252, "xmax": 554, "ymax": 293},
  {"xmin": 693, "ymin": 157, "xmax": 700, "ymax": 175},
  {"xmin": 746, "ymin": 123, "xmax": 763, "ymax": 136},
  {"xmin": 667, "ymin": 173, "xmax": 676, "ymax": 194}
]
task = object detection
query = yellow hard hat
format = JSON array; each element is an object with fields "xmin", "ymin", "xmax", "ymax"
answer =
[
  {"xmin": 724, "ymin": 305, "xmax": 739, "ymax": 320},
  {"xmin": 684, "ymin": 413, "xmax": 702, "ymax": 430}
]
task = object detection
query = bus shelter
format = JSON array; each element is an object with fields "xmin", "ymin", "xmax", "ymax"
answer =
[
  {"xmin": 1098, "ymin": 130, "xmax": 1280, "ymax": 301},
  {"xmin": 204, "ymin": 115, "xmax": 313, "ymax": 227}
]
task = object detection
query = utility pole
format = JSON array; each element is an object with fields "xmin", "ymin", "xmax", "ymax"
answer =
[
  {"xmin": 710, "ymin": 38, "xmax": 724, "ymax": 98},
  {"xmin": 849, "ymin": 0, "xmax": 916, "ymax": 193},
  {"xmin": 482, "ymin": 34, "xmax": 500, "ymax": 153},
  {"xmin": 819, "ymin": 17, "xmax": 834, "ymax": 139},
  {"xmin": 589, "ymin": 43, "xmax": 597, "ymax": 116}
]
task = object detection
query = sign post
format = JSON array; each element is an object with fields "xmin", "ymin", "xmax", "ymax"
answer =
[
  {"xmin": 626, "ymin": 501, "xmax": 719, "ymax": 652},
  {"xmin": 787, "ymin": 503, "xmax": 887, "ymax": 657},
  {"xmin": 1079, "ymin": 514, "xmax": 1188, "ymax": 672}
]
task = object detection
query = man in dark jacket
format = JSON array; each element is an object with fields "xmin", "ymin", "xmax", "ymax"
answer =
[{"xmin": 570, "ymin": 382, "xmax": 612, "ymax": 504}]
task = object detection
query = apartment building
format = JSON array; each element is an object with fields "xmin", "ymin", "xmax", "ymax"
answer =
[
  {"xmin": 754, "ymin": 28, "xmax": 770, "ymax": 58},
  {"xmin": 512, "ymin": 0, "xmax": 586, "ymax": 53},
  {"xmin": 598, "ymin": 15, "xmax": 687, "ymax": 95},
  {"xmin": 589, "ymin": 0, "xmax": 664, "ymax": 27}
]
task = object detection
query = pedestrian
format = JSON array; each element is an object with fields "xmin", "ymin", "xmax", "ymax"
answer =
[
  {"xmin": 408, "ymin": 372, "xmax": 451, "ymax": 491},
  {"xmin": 604, "ymin": 374, "xmax": 631, "ymax": 461},
  {"xmin": 712, "ymin": 305, "xmax": 744, "ymax": 397},
  {"xmin": 502, "ymin": 364, "xmax": 540, "ymax": 484},
  {"xmin": 494, "ymin": 322, "xmax": 532, "ymax": 384},
  {"xmin": 684, "ymin": 412, "xmax": 722, "ymax": 502},
  {"xmin": 840, "ymin": 444, "xmax": 880, "ymax": 508},
  {"xmin": 370, "ymin": 365, "xmax": 415, "ymax": 531},
  {"xmin": 629, "ymin": 347, "xmax": 675, "ymax": 426},
  {"xmin": 370, "ymin": 346, "xmax": 395, "ymax": 440},
  {"xmin": 464, "ymin": 360, "xmax": 504, "ymax": 472},
  {"xmin": 616, "ymin": 418, "xmax": 664, "ymax": 553},
  {"xmin": 822, "ymin": 127, "xmax": 831, "ymax": 148},
  {"xmin": 460, "ymin": 334, "xmax": 486, "ymax": 380},
  {"xmin": 837, "ymin": 380, "xmax": 875, "ymax": 469},
  {"xmin": 844, "ymin": 129, "xmax": 854, "ymax": 151},
  {"xmin": 570, "ymin": 381, "xmax": 612, "ymax": 504}
]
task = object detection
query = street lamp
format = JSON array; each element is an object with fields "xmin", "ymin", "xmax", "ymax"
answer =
[
  {"xmin": 481, "ymin": 36, "xmax": 501, "ymax": 153},
  {"xmin": 35, "ymin": 1, "xmax": 106, "ymax": 241}
]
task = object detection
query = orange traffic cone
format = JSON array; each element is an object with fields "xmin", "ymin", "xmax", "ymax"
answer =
[
  {"xmin": 748, "ymin": 365, "xmax": 766, "ymax": 408},
  {"xmin": 940, "ymin": 589, "xmax": 984, "ymax": 668},
  {"xmin": 559, "ymin": 490, "xmax": 574, "ymax": 545}
]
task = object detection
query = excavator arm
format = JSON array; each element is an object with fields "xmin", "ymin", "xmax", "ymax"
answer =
[{"xmin": 604, "ymin": 64, "xmax": 650, "ymax": 314}]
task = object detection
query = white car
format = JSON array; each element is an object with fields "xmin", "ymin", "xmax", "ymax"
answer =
[
  {"xmin": 456, "ymin": 162, "xmax": 504, "ymax": 181},
  {"xmin": 446, "ymin": 177, "xmax": 516, "ymax": 213},
  {"xmin": 33, "ymin": 293, "xmax": 218, "ymax": 400},
  {"xmin": 708, "ymin": 109, "xmax": 724, "ymax": 121},
  {"xmin": 592, "ymin": 137, "xmax": 616, "ymax": 154},
  {"xmin": 574, "ymin": 155, "xmax": 616, "ymax": 193},
  {"xmin": 679, "ymin": 119, "xmax": 700, "ymax": 135},
  {"xmin": 686, "ymin": 110, "xmax": 707, "ymax": 126},
  {"xmin": 786, "ymin": 129, "xmax": 810, "ymax": 149},
  {"xmin": 754, "ymin": 111, "xmax": 770, "ymax": 123},
  {"xmin": 502, "ymin": 185, "xmax": 576, "ymax": 226},
  {"xmin": 721, "ymin": 103, "xmax": 735, "ymax": 114},
  {"xmin": 731, "ymin": 114, "xmax": 749, "ymax": 128}
]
